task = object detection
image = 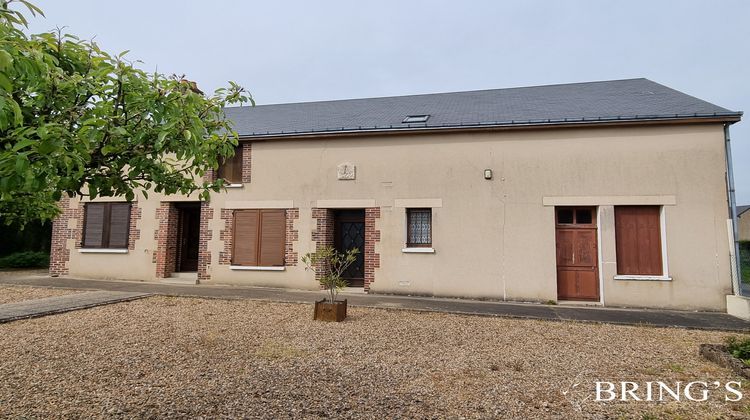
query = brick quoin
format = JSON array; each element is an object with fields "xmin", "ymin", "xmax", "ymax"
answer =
[
  {"xmin": 154, "ymin": 202, "xmax": 179, "ymax": 278},
  {"xmin": 310, "ymin": 208, "xmax": 335, "ymax": 283},
  {"xmin": 49, "ymin": 196, "xmax": 83, "ymax": 276},
  {"xmin": 219, "ymin": 209, "xmax": 233, "ymax": 265},
  {"xmin": 364, "ymin": 207, "xmax": 381, "ymax": 292},
  {"xmin": 127, "ymin": 201, "xmax": 142, "ymax": 251},
  {"xmin": 284, "ymin": 208, "xmax": 299, "ymax": 266},
  {"xmin": 241, "ymin": 142, "xmax": 252, "ymax": 183},
  {"xmin": 197, "ymin": 202, "xmax": 213, "ymax": 282}
]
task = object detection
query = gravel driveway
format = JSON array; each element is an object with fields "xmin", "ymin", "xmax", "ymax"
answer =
[
  {"xmin": 0, "ymin": 295, "xmax": 747, "ymax": 418},
  {"xmin": 0, "ymin": 285, "xmax": 81, "ymax": 304}
]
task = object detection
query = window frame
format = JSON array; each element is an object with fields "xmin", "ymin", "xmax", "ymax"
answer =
[
  {"xmin": 613, "ymin": 205, "xmax": 671, "ymax": 281},
  {"xmin": 230, "ymin": 209, "xmax": 286, "ymax": 268},
  {"xmin": 405, "ymin": 208, "xmax": 433, "ymax": 248},
  {"xmin": 81, "ymin": 202, "xmax": 131, "ymax": 249}
]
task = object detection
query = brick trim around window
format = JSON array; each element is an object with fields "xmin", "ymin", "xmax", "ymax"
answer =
[
  {"xmin": 285, "ymin": 208, "xmax": 299, "ymax": 266},
  {"xmin": 50, "ymin": 198, "xmax": 140, "ymax": 276},
  {"xmin": 241, "ymin": 142, "xmax": 252, "ymax": 183},
  {"xmin": 128, "ymin": 201, "xmax": 142, "ymax": 251},
  {"xmin": 49, "ymin": 196, "xmax": 83, "ymax": 276}
]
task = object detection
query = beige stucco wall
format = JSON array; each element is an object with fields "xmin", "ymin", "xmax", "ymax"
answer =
[
  {"xmin": 738, "ymin": 213, "xmax": 750, "ymax": 242},
  {"xmin": 61, "ymin": 123, "xmax": 734, "ymax": 310}
]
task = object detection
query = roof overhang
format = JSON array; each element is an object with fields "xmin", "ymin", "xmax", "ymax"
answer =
[{"xmin": 237, "ymin": 113, "xmax": 742, "ymax": 141}]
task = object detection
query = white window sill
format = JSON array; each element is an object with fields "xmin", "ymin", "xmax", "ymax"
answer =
[
  {"xmin": 614, "ymin": 275, "xmax": 672, "ymax": 281},
  {"xmin": 401, "ymin": 248, "xmax": 435, "ymax": 254},
  {"xmin": 78, "ymin": 248, "xmax": 129, "ymax": 254},
  {"xmin": 230, "ymin": 265, "xmax": 285, "ymax": 271},
  {"xmin": 225, "ymin": 183, "xmax": 244, "ymax": 189}
]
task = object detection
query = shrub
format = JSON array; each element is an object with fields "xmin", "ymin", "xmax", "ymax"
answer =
[
  {"xmin": 725, "ymin": 336, "xmax": 750, "ymax": 364},
  {"xmin": 301, "ymin": 246, "xmax": 359, "ymax": 303},
  {"xmin": 0, "ymin": 251, "xmax": 49, "ymax": 268}
]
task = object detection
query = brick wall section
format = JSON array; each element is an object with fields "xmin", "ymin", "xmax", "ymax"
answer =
[
  {"xmin": 219, "ymin": 209, "xmax": 233, "ymax": 265},
  {"xmin": 197, "ymin": 202, "xmax": 213, "ymax": 282},
  {"xmin": 284, "ymin": 208, "xmax": 299, "ymax": 266},
  {"xmin": 154, "ymin": 202, "xmax": 179, "ymax": 278},
  {"xmin": 204, "ymin": 168, "xmax": 215, "ymax": 183},
  {"xmin": 364, "ymin": 207, "xmax": 381, "ymax": 292},
  {"xmin": 49, "ymin": 196, "xmax": 83, "ymax": 276},
  {"xmin": 241, "ymin": 142, "xmax": 252, "ymax": 183},
  {"xmin": 311, "ymin": 208, "xmax": 334, "ymax": 281},
  {"xmin": 127, "ymin": 201, "xmax": 142, "ymax": 251}
]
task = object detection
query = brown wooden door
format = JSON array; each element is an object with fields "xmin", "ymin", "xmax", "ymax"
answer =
[
  {"xmin": 555, "ymin": 207, "xmax": 599, "ymax": 301},
  {"xmin": 177, "ymin": 205, "xmax": 200, "ymax": 272}
]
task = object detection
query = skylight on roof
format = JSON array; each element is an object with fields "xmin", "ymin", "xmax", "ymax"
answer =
[{"xmin": 402, "ymin": 115, "xmax": 430, "ymax": 123}]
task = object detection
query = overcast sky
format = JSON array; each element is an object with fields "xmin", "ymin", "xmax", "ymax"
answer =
[{"xmin": 26, "ymin": 0, "xmax": 750, "ymax": 202}]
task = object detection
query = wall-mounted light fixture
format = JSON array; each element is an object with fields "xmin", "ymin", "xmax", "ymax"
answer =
[{"xmin": 484, "ymin": 169, "xmax": 493, "ymax": 180}]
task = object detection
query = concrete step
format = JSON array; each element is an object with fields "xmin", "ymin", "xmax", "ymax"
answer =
[{"xmin": 162, "ymin": 272, "xmax": 198, "ymax": 285}]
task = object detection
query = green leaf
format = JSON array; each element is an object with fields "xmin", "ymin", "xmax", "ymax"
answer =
[
  {"xmin": 12, "ymin": 138, "xmax": 34, "ymax": 152},
  {"xmin": 0, "ymin": 50, "xmax": 14, "ymax": 71},
  {"xmin": 0, "ymin": 73, "xmax": 12, "ymax": 92}
]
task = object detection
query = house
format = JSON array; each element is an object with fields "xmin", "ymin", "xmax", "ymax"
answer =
[
  {"xmin": 49, "ymin": 78, "xmax": 743, "ymax": 311},
  {"xmin": 738, "ymin": 206, "xmax": 750, "ymax": 241}
]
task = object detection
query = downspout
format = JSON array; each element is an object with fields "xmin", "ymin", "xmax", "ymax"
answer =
[{"xmin": 724, "ymin": 123, "xmax": 743, "ymax": 295}]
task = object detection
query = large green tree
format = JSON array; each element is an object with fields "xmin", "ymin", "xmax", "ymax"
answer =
[{"xmin": 0, "ymin": 1, "xmax": 252, "ymax": 225}]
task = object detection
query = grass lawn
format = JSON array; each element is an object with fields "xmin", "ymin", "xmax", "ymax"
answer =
[
  {"xmin": 0, "ymin": 295, "xmax": 748, "ymax": 418},
  {"xmin": 741, "ymin": 242, "xmax": 750, "ymax": 283}
]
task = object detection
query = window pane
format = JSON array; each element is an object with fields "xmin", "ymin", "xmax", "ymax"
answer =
[
  {"xmin": 557, "ymin": 209, "xmax": 573, "ymax": 224},
  {"xmin": 108, "ymin": 204, "xmax": 130, "ymax": 248},
  {"xmin": 218, "ymin": 145, "xmax": 243, "ymax": 184},
  {"xmin": 575, "ymin": 209, "xmax": 592, "ymax": 224},
  {"xmin": 407, "ymin": 209, "xmax": 432, "ymax": 246},
  {"xmin": 83, "ymin": 204, "xmax": 105, "ymax": 248}
]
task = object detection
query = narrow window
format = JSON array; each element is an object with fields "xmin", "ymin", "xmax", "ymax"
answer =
[
  {"xmin": 82, "ymin": 203, "xmax": 131, "ymax": 249},
  {"xmin": 217, "ymin": 145, "xmax": 243, "ymax": 184},
  {"xmin": 232, "ymin": 209, "xmax": 285, "ymax": 266},
  {"xmin": 614, "ymin": 206, "xmax": 663, "ymax": 275},
  {"xmin": 406, "ymin": 208, "xmax": 432, "ymax": 247}
]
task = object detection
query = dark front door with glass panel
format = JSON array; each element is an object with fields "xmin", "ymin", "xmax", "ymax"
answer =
[
  {"xmin": 555, "ymin": 207, "xmax": 599, "ymax": 301},
  {"xmin": 334, "ymin": 210, "xmax": 365, "ymax": 287},
  {"xmin": 177, "ymin": 204, "xmax": 201, "ymax": 272}
]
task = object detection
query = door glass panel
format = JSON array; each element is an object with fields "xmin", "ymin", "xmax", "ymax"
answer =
[
  {"xmin": 557, "ymin": 209, "xmax": 573, "ymax": 224},
  {"xmin": 575, "ymin": 209, "xmax": 592, "ymax": 224}
]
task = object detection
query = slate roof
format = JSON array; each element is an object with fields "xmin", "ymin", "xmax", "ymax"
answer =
[
  {"xmin": 224, "ymin": 78, "xmax": 741, "ymax": 138},
  {"xmin": 738, "ymin": 205, "xmax": 750, "ymax": 217}
]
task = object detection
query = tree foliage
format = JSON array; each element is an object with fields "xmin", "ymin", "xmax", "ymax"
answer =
[{"xmin": 0, "ymin": 1, "xmax": 252, "ymax": 225}]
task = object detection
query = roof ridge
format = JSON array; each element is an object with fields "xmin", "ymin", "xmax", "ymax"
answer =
[{"xmin": 225, "ymin": 78, "xmax": 651, "ymax": 110}]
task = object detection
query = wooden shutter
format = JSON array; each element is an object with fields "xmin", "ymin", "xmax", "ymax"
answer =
[
  {"xmin": 233, "ymin": 210, "xmax": 260, "ymax": 266},
  {"xmin": 108, "ymin": 203, "xmax": 131, "ymax": 248},
  {"xmin": 83, "ymin": 203, "xmax": 106, "ymax": 248},
  {"xmin": 218, "ymin": 145, "xmax": 243, "ymax": 184},
  {"xmin": 259, "ymin": 209, "xmax": 285, "ymax": 266},
  {"xmin": 615, "ymin": 206, "xmax": 662, "ymax": 275}
]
